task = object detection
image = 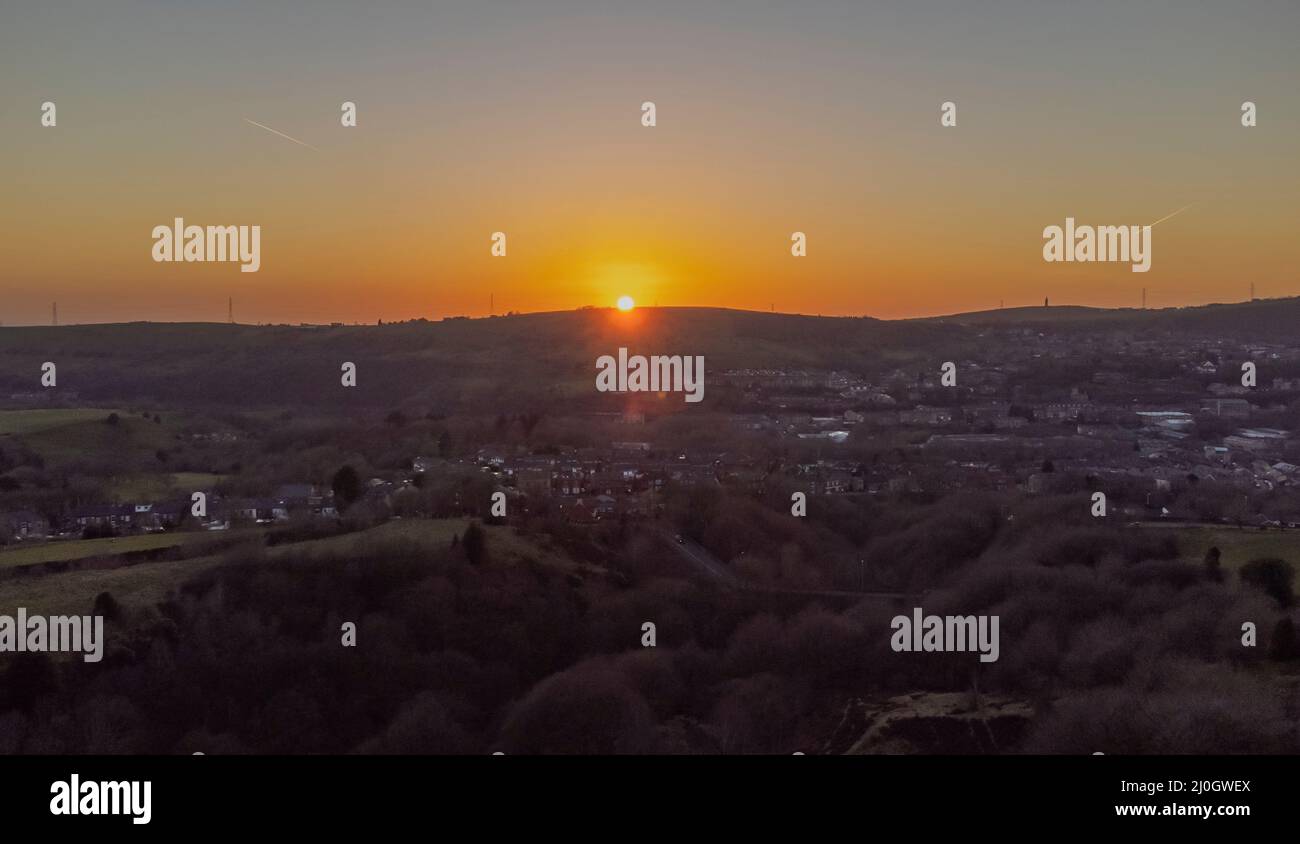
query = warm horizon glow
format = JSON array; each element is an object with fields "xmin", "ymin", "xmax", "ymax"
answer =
[{"xmin": 2, "ymin": 1, "xmax": 1297, "ymax": 326}]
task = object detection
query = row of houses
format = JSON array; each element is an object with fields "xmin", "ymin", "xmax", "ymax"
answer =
[{"xmin": 1, "ymin": 484, "xmax": 337, "ymax": 542}]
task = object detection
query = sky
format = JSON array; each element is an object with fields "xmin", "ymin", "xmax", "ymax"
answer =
[{"xmin": 2, "ymin": 0, "xmax": 1298, "ymax": 325}]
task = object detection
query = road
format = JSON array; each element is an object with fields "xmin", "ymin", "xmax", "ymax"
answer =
[
  {"xmin": 658, "ymin": 528, "xmax": 742, "ymax": 586},
  {"xmin": 656, "ymin": 527, "xmax": 919, "ymax": 602}
]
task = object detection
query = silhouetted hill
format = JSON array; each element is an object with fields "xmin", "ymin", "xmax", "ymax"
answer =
[
  {"xmin": 0, "ymin": 308, "xmax": 958, "ymax": 412},
  {"xmin": 922, "ymin": 305, "xmax": 1116, "ymax": 324},
  {"xmin": 2, "ymin": 299, "xmax": 1296, "ymax": 412},
  {"xmin": 925, "ymin": 296, "xmax": 1300, "ymax": 338}
]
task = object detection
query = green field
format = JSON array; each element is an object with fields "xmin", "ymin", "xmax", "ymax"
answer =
[
  {"xmin": 1142, "ymin": 525, "xmax": 1300, "ymax": 571},
  {"xmin": 0, "ymin": 519, "xmax": 577, "ymax": 617},
  {"xmin": 105, "ymin": 471, "xmax": 226, "ymax": 502},
  {"xmin": 0, "ymin": 552, "xmax": 229, "ymax": 618},
  {"xmin": 0, "ymin": 408, "xmax": 125, "ymax": 436},
  {"xmin": 104, "ymin": 475, "xmax": 174, "ymax": 501},
  {"xmin": 0, "ymin": 528, "xmax": 260, "ymax": 570},
  {"xmin": 11, "ymin": 412, "xmax": 180, "ymax": 468},
  {"xmin": 170, "ymin": 472, "xmax": 225, "ymax": 489}
]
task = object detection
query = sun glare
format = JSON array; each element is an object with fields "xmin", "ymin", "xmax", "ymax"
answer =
[{"xmin": 616, "ymin": 295, "xmax": 635, "ymax": 311}]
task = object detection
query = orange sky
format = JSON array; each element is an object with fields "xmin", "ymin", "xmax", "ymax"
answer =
[{"xmin": 2, "ymin": 1, "xmax": 1297, "ymax": 325}]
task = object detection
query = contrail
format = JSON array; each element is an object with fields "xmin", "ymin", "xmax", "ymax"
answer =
[
  {"xmin": 1150, "ymin": 203, "xmax": 1194, "ymax": 227},
  {"xmin": 243, "ymin": 118, "xmax": 320, "ymax": 152}
]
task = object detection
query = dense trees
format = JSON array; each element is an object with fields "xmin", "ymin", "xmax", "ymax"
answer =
[
  {"xmin": 461, "ymin": 521, "xmax": 487, "ymax": 566},
  {"xmin": 1240, "ymin": 557, "xmax": 1295, "ymax": 608},
  {"xmin": 1203, "ymin": 546, "xmax": 1223, "ymax": 582},
  {"xmin": 2, "ymin": 481, "xmax": 1297, "ymax": 755},
  {"xmin": 331, "ymin": 465, "xmax": 362, "ymax": 510}
]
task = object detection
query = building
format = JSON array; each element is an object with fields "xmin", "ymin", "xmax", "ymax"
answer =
[
  {"xmin": 70, "ymin": 504, "xmax": 137, "ymax": 531},
  {"xmin": 224, "ymin": 498, "xmax": 290, "ymax": 524},
  {"xmin": 2, "ymin": 510, "xmax": 50, "ymax": 540},
  {"xmin": 515, "ymin": 468, "xmax": 552, "ymax": 497},
  {"xmin": 1224, "ymin": 428, "xmax": 1288, "ymax": 455},
  {"xmin": 1037, "ymin": 402, "xmax": 1089, "ymax": 422},
  {"xmin": 1202, "ymin": 398, "xmax": 1252, "ymax": 418},
  {"xmin": 1136, "ymin": 410, "xmax": 1194, "ymax": 431},
  {"xmin": 899, "ymin": 406, "xmax": 953, "ymax": 426}
]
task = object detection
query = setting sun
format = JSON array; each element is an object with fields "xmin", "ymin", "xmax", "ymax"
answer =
[{"xmin": 616, "ymin": 295, "xmax": 635, "ymax": 311}]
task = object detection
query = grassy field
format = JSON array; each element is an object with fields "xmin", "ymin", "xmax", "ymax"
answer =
[
  {"xmin": 0, "ymin": 553, "xmax": 232, "ymax": 618},
  {"xmin": 0, "ymin": 408, "xmax": 124, "ymax": 435},
  {"xmin": 104, "ymin": 471, "xmax": 226, "ymax": 502},
  {"xmin": 0, "ymin": 519, "xmax": 580, "ymax": 617},
  {"xmin": 1141, "ymin": 525, "xmax": 1300, "ymax": 571},
  {"xmin": 0, "ymin": 528, "xmax": 260, "ymax": 570},
  {"xmin": 170, "ymin": 471, "xmax": 224, "ymax": 489},
  {"xmin": 17, "ymin": 412, "xmax": 180, "ymax": 466}
]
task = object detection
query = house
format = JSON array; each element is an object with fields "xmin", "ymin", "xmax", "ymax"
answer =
[
  {"xmin": 1202, "ymin": 398, "xmax": 1252, "ymax": 418},
  {"xmin": 148, "ymin": 501, "xmax": 189, "ymax": 530},
  {"xmin": 1224, "ymin": 428, "xmax": 1289, "ymax": 455},
  {"xmin": 1136, "ymin": 410, "xmax": 1194, "ymax": 431},
  {"xmin": 476, "ymin": 448, "xmax": 509, "ymax": 468},
  {"xmin": 813, "ymin": 469, "xmax": 855, "ymax": 494},
  {"xmin": 1219, "ymin": 441, "xmax": 1258, "ymax": 461},
  {"xmin": 275, "ymin": 484, "xmax": 315, "ymax": 505},
  {"xmin": 552, "ymin": 466, "xmax": 589, "ymax": 496},
  {"xmin": 593, "ymin": 495, "xmax": 618, "ymax": 518},
  {"xmin": 225, "ymin": 498, "xmax": 289, "ymax": 523},
  {"xmin": 2, "ymin": 510, "xmax": 50, "ymax": 540},
  {"xmin": 515, "ymin": 468, "xmax": 552, "ymax": 497},
  {"xmin": 131, "ymin": 503, "xmax": 157, "ymax": 529},
  {"xmin": 553, "ymin": 495, "xmax": 595, "ymax": 523},
  {"xmin": 1037, "ymin": 402, "xmax": 1089, "ymax": 422},
  {"xmin": 899, "ymin": 406, "xmax": 953, "ymax": 425},
  {"xmin": 70, "ymin": 504, "xmax": 137, "ymax": 531},
  {"xmin": 274, "ymin": 484, "xmax": 333, "ymax": 515}
]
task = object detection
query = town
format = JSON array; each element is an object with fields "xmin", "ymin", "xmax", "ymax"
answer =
[
  {"xmin": 4, "ymin": 317, "xmax": 1299, "ymax": 547},
  {"xmin": 1, "ymin": 305, "xmax": 1298, "ymax": 758}
]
